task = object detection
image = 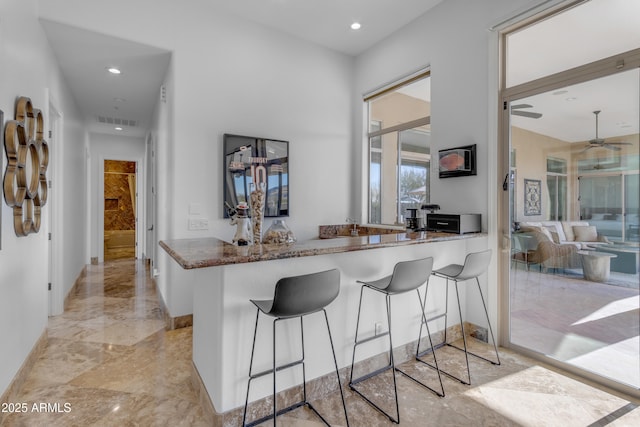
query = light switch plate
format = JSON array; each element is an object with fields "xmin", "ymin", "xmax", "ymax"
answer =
[{"xmin": 188, "ymin": 218, "xmax": 208, "ymax": 230}]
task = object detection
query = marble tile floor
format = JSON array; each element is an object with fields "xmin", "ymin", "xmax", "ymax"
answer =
[{"xmin": 2, "ymin": 259, "xmax": 639, "ymax": 426}]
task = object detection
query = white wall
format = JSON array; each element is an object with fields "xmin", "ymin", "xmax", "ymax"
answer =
[
  {"xmin": 0, "ymin": 0, "xmax": 86, "ymax": 397},
  {"xmin": 34, "ymin": 0, "xmax": 539, "ymax": 320},
  {"xmin": 353, "ymin": 0, "xmax": 532, "ymax": 330},
  {"xmin": 354, "ymin": 0, "xmax": 531, "ymax": 226},
  {"xmin": 38, "ymin": 0, "xmax": 354, "ymax": 317}
]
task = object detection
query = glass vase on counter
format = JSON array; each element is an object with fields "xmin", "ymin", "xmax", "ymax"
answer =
[
  {"xmin": 263, "ymin": 219, "xmax": 296, "ymax": 244},
  {"xmin": 250, "ymin": 182, "xmax": 265, "ymax": 243}
]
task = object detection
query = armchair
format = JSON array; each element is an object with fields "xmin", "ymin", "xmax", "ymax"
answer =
[{"xmin": 519, "ymin": 227, "xmax": 582, "ymax": 271}]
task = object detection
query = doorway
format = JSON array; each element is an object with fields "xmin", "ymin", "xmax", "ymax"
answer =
[
  {"xmin": 500, "ymin": 0, "xmax": 640, "ymax": 394},
  {"xmin": 104, "ymin": 160, "xmax": 137, "ymax": 260}
]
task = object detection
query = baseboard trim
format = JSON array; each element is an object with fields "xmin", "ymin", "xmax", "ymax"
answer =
[
  {"xmin": 153, "ymin": 276, "xmax": 193, "ymax": 330},
  {"xmin": 64, "ymin": 266, "xmax": 88, "ymax": 311},
  {"xmin": 0, "ymin": 330, "xmax": 48, "ymax": 425},
  {"xmin": 192, "ymin": 322, "xmax": 487, "ymax": 426}
]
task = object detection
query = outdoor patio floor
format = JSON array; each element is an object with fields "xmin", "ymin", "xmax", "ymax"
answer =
[{"xmin": 510, "ymin": 265, "xmax": 640, "ymax": 389}]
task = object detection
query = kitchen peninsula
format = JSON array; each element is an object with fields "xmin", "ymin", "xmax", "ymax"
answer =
[{"xmin": 160, "ymin": 230, "xmax": 488, "ymax": 418}]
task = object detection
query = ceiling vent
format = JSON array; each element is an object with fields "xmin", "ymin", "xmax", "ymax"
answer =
[{"xmin": 96, "ymin": 116, "xmax": 138, "ymax": 127}]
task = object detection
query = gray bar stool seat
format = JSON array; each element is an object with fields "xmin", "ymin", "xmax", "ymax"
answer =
[
  {"xmin": 242, "ymin": 269, "xmax": 349, "ymax": 427},
  {"xmin": 349, "ymin": 257, "xmax": 444, "ymax": 424},
  {"xmin": 420, "ymin": 249, "xmax": 500, "ymax": 385}
]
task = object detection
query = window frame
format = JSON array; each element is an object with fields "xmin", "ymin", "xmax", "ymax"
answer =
[{"xmin": 365, "ymin": 71, "xmax": 431, "ymax": 226}]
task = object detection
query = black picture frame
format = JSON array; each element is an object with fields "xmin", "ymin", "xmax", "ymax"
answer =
[
  {"xmin": 438, "ymin": 144, "xmax": 477, "ymax": 178},
  {"xmin": 223, "ymin": 133, "xmax": 289, "ymax": 218}
]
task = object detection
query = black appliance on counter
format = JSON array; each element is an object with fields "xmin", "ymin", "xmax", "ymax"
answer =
[
  {"xmin": 426, "ymin": 213, "xmax": 481, "ymax": 234},
  {"xmin": 405, "ymin": 208, "xmax": 421, "ymax": 230}
]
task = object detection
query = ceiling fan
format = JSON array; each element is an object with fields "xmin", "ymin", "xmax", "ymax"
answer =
[
  {"xmin": 511, "ymin": 104, "xmax": 542, "ymax": 119},
  {"xmin": 583, "ymin": 110, "xmax": 632, "ymax": 151}
]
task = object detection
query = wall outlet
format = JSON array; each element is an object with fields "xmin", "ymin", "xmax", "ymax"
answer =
[{"xmin": 188, "ymin": 218, "xmax": 209, "ymax": 231}]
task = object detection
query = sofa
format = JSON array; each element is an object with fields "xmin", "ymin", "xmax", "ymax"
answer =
[{"xmin": 520, "ymin": 221, "xmax": 610, "ymax": 250}]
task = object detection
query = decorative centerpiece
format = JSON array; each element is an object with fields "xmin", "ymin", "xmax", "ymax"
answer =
[
  {"xmin": 263, "ymin": 220, "xmax": 296, "ymax": 244},
  {"xmin": 250, "ymin": 182, "xmax": 266, "ymax": 244}
]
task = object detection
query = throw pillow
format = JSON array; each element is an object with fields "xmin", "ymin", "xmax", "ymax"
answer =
[
  {"xmin": 539, "ymin": 227, "xmax": 554, "ymax": 242},
  {"xmin": 573, "ymin": 225, "xmax": 598, "ymax": 242}
]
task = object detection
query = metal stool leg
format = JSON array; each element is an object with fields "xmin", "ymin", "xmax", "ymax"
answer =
[
  {"xmin": 322, "ymin": 309, "xmax": 350, "ymax": 427},
  {"xmin": 272, "ymin": 318, "xmax": 278, "ymax": 425},
  {"xmin": 453, "ymin": 279, "xmax": 472, "ymax": 385},
  {"xmin": 474, "ymin": 277, "xmax": 501, "ymax": 365},
  {"xmin": 387, "ymin": 295, "xmax": 400, "ymax": 423},
  {"xmin": 422, "ymin": 275, "xmax": 474, "ymax": 385},
  {"xmin": 437, "ymin": 277, "xmax": 501, "ymax": 385},
  {"xmin": 349, "ymin": 285, "xmax": 366, "ymax": 385},
  {"xmin": 242, "ymin": 316, "xmax": 308, "ymax": 427},
  {"xmin": 349, "ymin": 287, "xmax": 400, "ymax": 424},
  {"xmin": 243, "ymin": 309, "xmax": 261, "ymax": 427},
  {"xmin": 443, "ymin": 278, "xmax": 450, "ymax": 344},
  {"xmin": 409, "ymin": 287, "xmax": 445, "ymax": 397}
]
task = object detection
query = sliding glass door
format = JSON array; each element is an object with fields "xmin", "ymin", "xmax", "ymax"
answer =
[{"xmin": 501, "ymin": 0, "xmax": 640, "ymax": 393}]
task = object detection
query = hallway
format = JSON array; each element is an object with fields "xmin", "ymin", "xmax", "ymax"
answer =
[
  {"xmin": 2, "ymin": 260, "xmax": 207, "ymax": 426},
  {"xmin": 2, "ymin": 259, "xmax": 640, "ymax": 426}
]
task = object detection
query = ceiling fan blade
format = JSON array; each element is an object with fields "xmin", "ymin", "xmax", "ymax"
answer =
[
  {"xmin": 511, "ymin": 104, "xmax": 533, "ymax": 110},
  {"xmin": 603, "ymin": 144, "xmax": 622, "ymax": 151},
  {"xmin": 580, "ymin": 145, "xmax": 595, "ymax": 153},
  {"xmin": 512, "ymin": 110, "xmax": 542, "ymax": 119},
  {"xmin": 605, "ymin": 141, "xmax": 632, "ymax": 145}
]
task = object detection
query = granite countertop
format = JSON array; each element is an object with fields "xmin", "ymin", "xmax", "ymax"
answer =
[{"xmin": 160, "ymin": 231, "xmax": 486, "ymax": 270}]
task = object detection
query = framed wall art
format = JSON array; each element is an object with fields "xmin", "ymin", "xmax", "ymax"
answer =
[
  {"xmin": 524, "ymin": 178, "xmax": 541, "ymax": 216},
  {"xmin": 223, "ymin": 134, "xmax": 289, "ymax": 218}
]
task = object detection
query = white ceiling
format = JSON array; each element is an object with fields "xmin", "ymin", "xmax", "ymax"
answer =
[
  {"xmin": 507, "ymin": 0, "xmax": 640, "ymax": 143},
  {"xmin": 41, "ymin": 20, "xmax": 171, "ymax": 138},
  {"xmin": 39, "ymin": 0, "xmax": 443, "ymax": 137},
  {"xmin": 39, "ymin": 0, "xmax": 639, "ymax": 141},
  {"xmin": 210, "ymin": 0, "xmax": 444, "ymax": 57}
]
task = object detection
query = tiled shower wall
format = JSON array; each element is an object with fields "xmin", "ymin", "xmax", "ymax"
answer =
[{"xmin": 104, "ymin": 160, "xmax": 136, "ymax": 231}]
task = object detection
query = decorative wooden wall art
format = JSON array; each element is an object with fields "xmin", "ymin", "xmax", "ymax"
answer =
[{"xmin": 3, "ymin": 96, "xmax": 49, "ymax": 236}]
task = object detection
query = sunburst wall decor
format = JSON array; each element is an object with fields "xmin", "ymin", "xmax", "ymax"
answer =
[{"xmin": 3, "ymin": 96, "xmax": 49, "ymax": 236}]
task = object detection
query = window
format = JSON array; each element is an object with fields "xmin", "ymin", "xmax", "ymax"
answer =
[
  {"xmin": 546, "ymin": 157, "xmax": 567, "ymax": 221},
  {"xmin": 366, "ymin": 72, "xmax": 431, "ymax": 225}
]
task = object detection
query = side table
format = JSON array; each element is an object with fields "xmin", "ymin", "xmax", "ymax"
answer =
[{"xmin": 577, "ymin": 251, "xmax": 617, "ymax": 282}]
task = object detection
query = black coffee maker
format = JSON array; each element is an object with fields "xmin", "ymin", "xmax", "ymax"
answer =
[{"xmin": 405, "ymin": 208, "xmax": 421, "ymax": 230}]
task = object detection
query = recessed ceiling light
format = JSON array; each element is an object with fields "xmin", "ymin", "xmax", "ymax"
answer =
[
  {"xmin": 350, "ymin": 22, "xmax": 361, "ymax": 30},
  {"xmin": 107, "ymin": 67, "xmax": 122, "ymax": 75},
  {"xmin": 115, "ymin": 127, "xmax": 123, "ymax": 131},
  {"xmin": 565, "ymin": 97, "xmax": 577, "ymax": 102},
  {"xmin": 113, "ymin": 97, "xmax": 126, "ymax": 102}
]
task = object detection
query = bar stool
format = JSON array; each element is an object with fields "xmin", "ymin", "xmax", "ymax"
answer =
[
  {"xmin": 349, "ymin": 257, "xmax": 444, "ymax": 424},
  {"xmin": 242, "ymin": 269, "xmax": 349, "ymax": 427},
  {"xmin": 421, "ymin": 249, "xmax": 500, "ymax": 386}
]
